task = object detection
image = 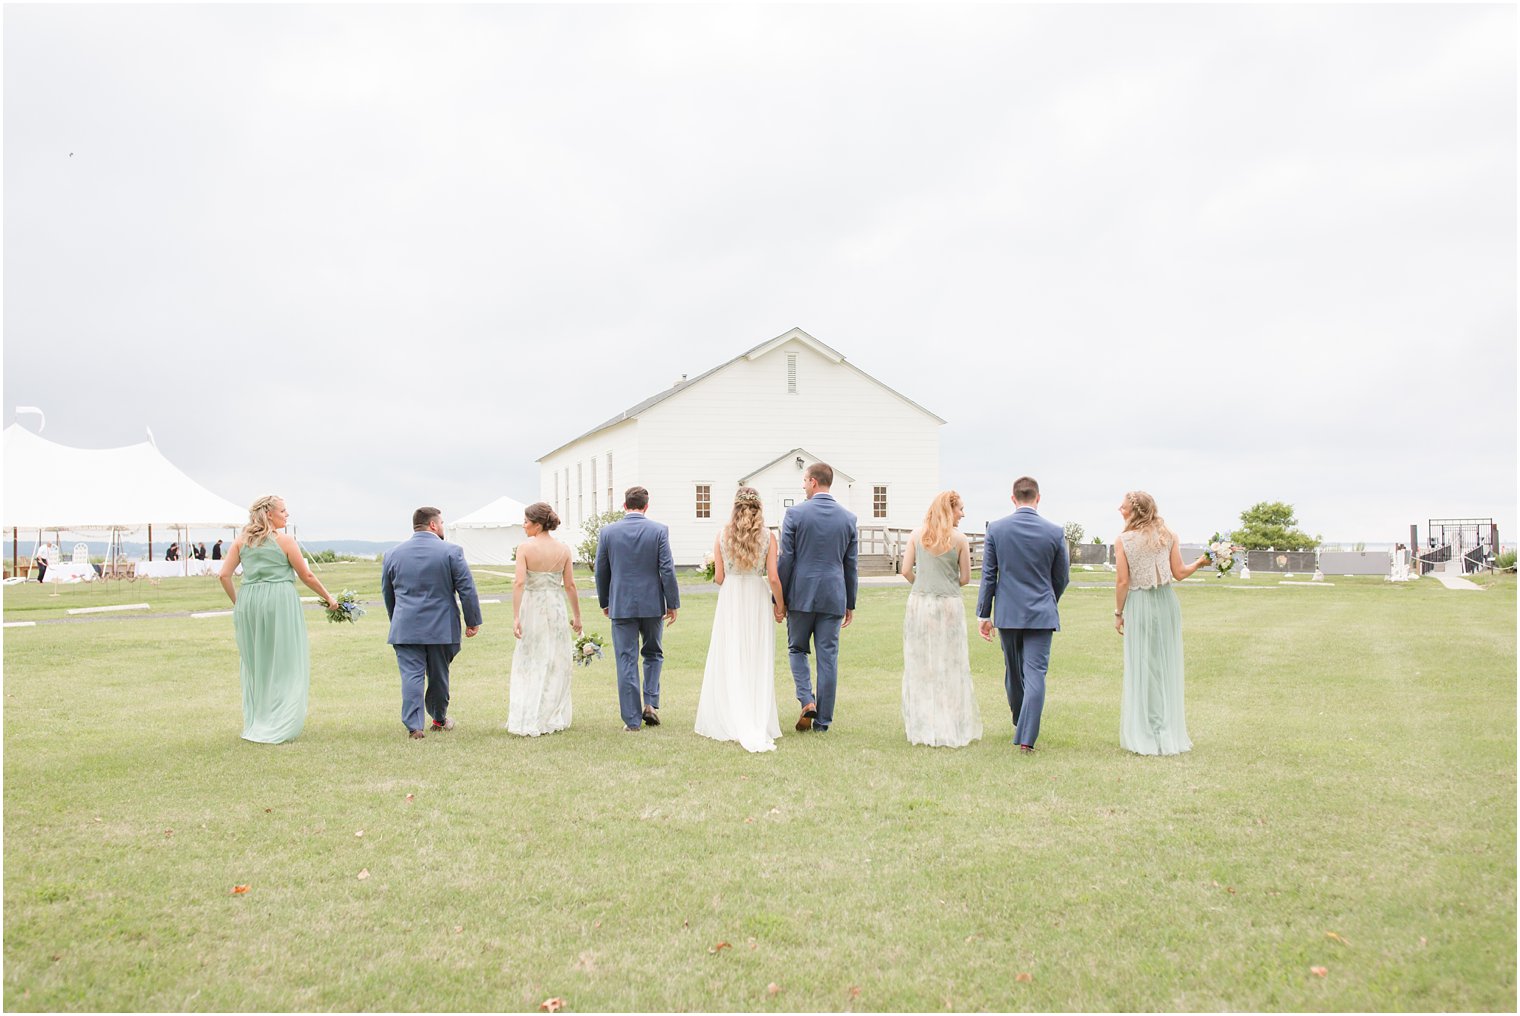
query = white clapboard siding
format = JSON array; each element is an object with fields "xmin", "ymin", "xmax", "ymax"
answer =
[{"xmin": 536, "ymin": 330, "xmax": 943, "ymax": 565}]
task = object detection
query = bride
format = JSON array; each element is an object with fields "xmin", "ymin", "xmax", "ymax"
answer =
[{"xmin": 694, "ymin": 486, "xmax": 786, "ymax": 753}]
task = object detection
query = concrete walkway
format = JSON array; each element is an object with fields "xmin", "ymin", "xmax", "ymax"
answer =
[{"xmin": 1430, "ymin": 571, "xmax": 1482, "ymax": 590}]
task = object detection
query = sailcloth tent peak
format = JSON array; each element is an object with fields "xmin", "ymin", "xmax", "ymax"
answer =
[{"xmin": 2, "ymin": 424, "xmax": 247, "ymax": 530}]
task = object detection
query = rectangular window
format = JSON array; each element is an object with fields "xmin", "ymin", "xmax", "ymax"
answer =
[
  {"xmin": 787, "ymin": 352, "xmax": 798, "ymax": 393},
  {"xmin": 553, "ymin": 472, "xmax": 559, "ymax": 512},
  {"xmin": 590, "ymin": 458, "xmax": 597, "ymax": 510},
  {"xmin": 695, "ymin": 484, "xmax": 712, "ymax": 519},
  {"xmin": 606, "ymin": 453, "xmax": 614, "ymax": 512},
  {"xmin": 577, "ymin": 463, "xmax": 584, "ymax": 522},
  {"xmin": 873, "ymin": 485, "xmax": 888, "ymax": 519}
]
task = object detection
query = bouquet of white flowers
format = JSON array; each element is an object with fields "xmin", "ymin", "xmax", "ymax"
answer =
[
  {"xmin": 1205, "ymin": 535, "xmax": 1241, "ymax": 576},
  {"xmin": 322, "ymin": 589, "xmax": 366, "ymax": 623},
  {"xmin": 573, "ymin": 631, "xmax": 606, "ymax": 667}
]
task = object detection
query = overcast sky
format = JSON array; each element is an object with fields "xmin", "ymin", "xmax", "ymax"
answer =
[{"xmin": 5, "ymin": 3, "xmax": 1515, "ymax": 544}]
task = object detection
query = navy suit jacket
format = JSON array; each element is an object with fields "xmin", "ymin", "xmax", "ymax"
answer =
[
  {"xmin": 594, "ymin": 511, "xmax": 680, "ymax": 619},
  {"xmin": 778, "ymin": 492, "xmax": 859, "ymax": 615},
  {"xmin": 976, "ymin": 506, "xmax": 1069, "ymax": 630},
  {"xmin": 382, "ymin": 531, "xmax": 483, "ymax": 645}
]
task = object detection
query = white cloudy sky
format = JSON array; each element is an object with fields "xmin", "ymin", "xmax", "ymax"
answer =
[{"xmin": 4, "ymin": 3, "xmax": 1514, "ymax": 544}]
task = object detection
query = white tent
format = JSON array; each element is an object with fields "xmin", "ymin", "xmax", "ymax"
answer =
[
  {"xmin": 445, "ymin": 494, "xmax": 531, "ymax": 565},
  {"xmin": 3, "ymin": 424, "xmax": 247, "ymax": 575}
]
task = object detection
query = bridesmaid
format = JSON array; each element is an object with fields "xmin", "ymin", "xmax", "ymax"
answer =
[
  {"xmin": 1113, "ymin": 490, "xmax": 1209, "ymax": 756},
  {"xmin": 507, "ymin": 502, "xmax": 582, "ymax": 736},
  {"xmin": 899, "ymin": 491, "xmax": 982, "ymax": 747},
  {"xmin": 219, "ymin": 495, "xmax": 336, "ymax": 744}
]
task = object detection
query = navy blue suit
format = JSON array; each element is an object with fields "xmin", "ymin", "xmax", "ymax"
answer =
[
  {"xmin": 778, "ymin": 491, "xmax": 858, "ymax": 730},
  {"xmin": 594, "ymin": 511, "xmax": 680, "ymax": 728},
  {"xmin": 382, "ymin": 531, "xmax": 483, "ymax": 732},
  {"xmin": 976, "ymin": 506, "xmax": 1069, "ymax": 747}
]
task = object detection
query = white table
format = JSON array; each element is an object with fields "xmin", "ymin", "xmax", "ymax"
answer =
[
  {"xmin": 44, "ymin": 562, "xmax": 98, "ymax": 583},
  {"xmin": 136, "ymin": 559, "xmax": 226, "ymax": 578}
]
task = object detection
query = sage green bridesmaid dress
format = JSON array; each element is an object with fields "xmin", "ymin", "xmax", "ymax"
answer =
[
  {"xmin": 233, "ymin": 538, "xmax": 310, "ymax": 743},
  {"xmin": 1118, "ymin": 531, "xmax": 1191, "ymax": 756}
]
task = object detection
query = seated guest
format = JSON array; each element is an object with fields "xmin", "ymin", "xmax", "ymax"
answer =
[{"xmin": 166, "ymin": 543, "xmax": 180, "ymax": 561}]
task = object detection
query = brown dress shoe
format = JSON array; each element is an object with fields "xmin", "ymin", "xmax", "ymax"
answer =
[
  {"xmin": 796, "ymin": 705, "xmax": 815, "ymax": 732},
  {"xmin": 408, "ymin": 730, "xmax": 426, "ymax": 740}
]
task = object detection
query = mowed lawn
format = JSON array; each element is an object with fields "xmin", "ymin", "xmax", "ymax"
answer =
[{"xmin": 3, "ymin": 566, "xmax": 1514, "ymax": 1011}]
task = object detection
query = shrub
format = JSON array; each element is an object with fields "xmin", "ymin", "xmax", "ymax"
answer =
[
  {"xmin": 1496, "ymin": 551, "xmax": 1517, "ymax": 571},
  {"xmin": 577, "ymin": 510, "xmax": 626, "ymax": 566}
]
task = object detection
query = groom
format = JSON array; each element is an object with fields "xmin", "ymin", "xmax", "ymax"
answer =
[
  {"xmin": 778, "ymin": 462, "xmax": 858, "ymax": 733},
  {"xmin": 595, "ymin": 486, "xmax": 679, "ymax": 731},
  {"xmin": 382, "ymin": 506, "xmax": 483, "ymax": 739},
  {"xmin": 977, "ymin": 476, "xmax": 1069, "ymax": 753}
]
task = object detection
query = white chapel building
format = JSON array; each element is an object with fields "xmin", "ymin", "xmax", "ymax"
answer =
[{"xmin": 536, "ymin": 327, "xmax": 946, "ymax": 565}]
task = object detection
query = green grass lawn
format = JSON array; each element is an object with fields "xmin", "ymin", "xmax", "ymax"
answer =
[{"xmin": 3, "ymin": 566, "xmax": 1514, "ymax": 1011}]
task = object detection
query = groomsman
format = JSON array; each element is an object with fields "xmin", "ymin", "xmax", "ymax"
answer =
[
  {"xmin": 977, "ymin": 476, "xmax": 1069, "ymax": 753},
  {"xmin": 595, "ymin": 486, "xmax": 680, "ymax": 731},
  {"xmin": 382, "ymin": 507, "xmax": 483, "ymax": 738},
  {"xmin": 778, "ymin": 462, "xmax": 858, "ymax": 733}
]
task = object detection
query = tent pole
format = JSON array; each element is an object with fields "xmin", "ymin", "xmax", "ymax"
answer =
[
  {"xmin": 11, "ymin": 527, "xmax": 15, "ymax": 578},
  {"xmin": 148, "ymin": 524, "xmax": 153, "ymax": 562}
]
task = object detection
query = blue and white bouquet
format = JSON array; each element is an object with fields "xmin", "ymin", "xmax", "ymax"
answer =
[
  {"xmin": 573, "ymin": 631, "xmax": 606, "ymax": 667},
  {"xmin": 322, "ymin": 589, "xmax": 366, "ymax": 623},
  {"xmin": 1205, "ymin": 535, "xmax": 1241, "ymax": 576}
]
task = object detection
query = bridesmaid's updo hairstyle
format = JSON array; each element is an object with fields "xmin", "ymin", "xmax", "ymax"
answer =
[
  {"xmin": 242, "ymin": 495, "xmax": 284, "ymax": 547},
  {"xmin": 723, "ymin": 486, "xmax": 767, "ymax": 572},
  {"xmin": 1122, "ymin": 490, "xmax": 1172, "ymax": 548},
  {"xmin": 524, "ymin": 501, "xmax": 560, "ymax": 532}
]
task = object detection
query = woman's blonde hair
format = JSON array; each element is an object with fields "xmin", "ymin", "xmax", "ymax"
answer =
[
  {"xmin": 1121, "ymin": 491, "xmax": 1172, "ymax": 548},
  {"xmin": 921, "ymin": 490, "xmax": 963, "ymax": 554},
  {"xmin": 721, "ymin": 486, "xmax": 768, "ymax": 571},
  {"xmin": 242, "ymin": 495, "xmax": 284, "ymax": 546}
]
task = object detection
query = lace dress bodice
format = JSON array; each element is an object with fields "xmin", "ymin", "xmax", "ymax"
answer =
[
  {"xmin": 1121, "ymin": 530, "xmax": 1173, "ymax": 589},
  {"xmin": 720, "ymin": 537, "xmax": 768, "ymax": 577}
]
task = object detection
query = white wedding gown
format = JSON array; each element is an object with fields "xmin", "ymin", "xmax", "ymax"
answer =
[
  {"xmin": 507, "ymin": 570, "xmax": 573, "ymax": 736},
  {"xmin": 694, "ymin": 540, "xmax": 782, "ymax": 753}
]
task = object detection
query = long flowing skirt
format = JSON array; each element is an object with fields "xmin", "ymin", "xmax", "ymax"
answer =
[
  {"xmin": 694, "ymin": 574, "xmax": 782, "ymax": 753},
  {"xmin": 507, "ymin": 584, "xmax": 574, "ymax": 736},
  {"xmin": 1119, "ymin": 585, "xmax": 1192, "ymax": 755},
  {"xmin": 901, "ymin": 592, "xmax": 982, "ymax": 748},
  {"xmin": 233, "ymin": 582, "xmax": 310, "ymax": 743}
]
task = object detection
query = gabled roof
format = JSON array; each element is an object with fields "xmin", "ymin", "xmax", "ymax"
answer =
[
  {"xmin": 536, "ymin": 327, "xmax": 945, "ymax": 461},
  {"xmin": 739, "ymin": 448, "xmax": 856, "ymax": 485}
]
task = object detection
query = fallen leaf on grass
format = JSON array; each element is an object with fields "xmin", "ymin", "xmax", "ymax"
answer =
[
  {"xmin": 1015, "ymin": 972, "xmax": 1033, "ymax": 983},
  {"xmin": 708, "ymin": 942, "xmax": 732, "ymax": 954},
  {"xmin": 593, "ymin": 920, "xmax": 602, "ymax": 929},
  {"xmin": 1325, "ymin": 931, "xmax": 1349, "ymax": 946},
  {"xmin": 766, "ymin": 983, "xmax": 780, "ymax": 996},
  {"xmin": 357, "ymin": 869, "xmax": 370, "ymax": 880},
  {"xmin": 743, "ymin": 818, "xmax": 754, "ymax": 824},
  {"xmin": 164, "ymin": 829, "xmax": 173, "ymax": 838},
  {"xmin": 1225, "ymin": 886, "xmax": 1237, "ymax": 895},
  {"xmin": 405, "ymin": 794, "xmax": 414, "ymax": 802},
  {"xmin": 768, "ymin": 807, "xmax": 781, "ymax": 815},
  {"xmin": 355, "ymin": 830, "xmax": 364, "ymax": 838},
  {"xmin": 848, "ymin": 985, "xmax": 862, "ymax": 999},
  {"xmin": 93, "ymin": 817, "xmax": 102, "ymax": 823},
  {"xmin": 539, "ymin": 997, "xmax": 565, "ymax": 1012},
  {"xmin": 1310, "ymin": 966, "xmax": 1328, "ymax": 977},
  {"xmin": 453, "ymin": 925, "xmax": 463, "ymax": 934},
  {"xmin": 231, "ymin": 885, "xmax": 249, "ymax": 895},
  {"xmin": 264, "ymin": 808, "xmax": 271, "ymax": 813},
  {"xmin": 748, "ymin": 938, "xmax": 758, "ymax": 950}
]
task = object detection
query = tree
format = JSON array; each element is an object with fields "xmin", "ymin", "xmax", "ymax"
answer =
[
  {"xmin": 1230, "ymin": 501, "xmax": 1319, "ymax": 550},
  {"xmin": 1063, "ymin": 521, "xmax": 1085, "ymax": 547},
  {"xmin": 576, "ymin": 509, "xmax": 625, "ymax": 566}
]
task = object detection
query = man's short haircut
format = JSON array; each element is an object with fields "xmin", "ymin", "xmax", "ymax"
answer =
[
  {"xmin": 413, "ymin": 506, "xmax": 442, "ymax": 530},
  {"xmin": 805, "ymin": 462, "xmax": 834, "ymax": 488},
  {"xmin": 624, "ymin": 486, "xmax": 650, "ymax": 511},
  {"xmin": 1012, "ymin": 477, "xmax": 1040, "ymax": 504}
]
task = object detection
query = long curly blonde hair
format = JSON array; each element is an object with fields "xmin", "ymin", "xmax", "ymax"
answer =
[
  {"xmin": 721, "ymin": 486, "xmax": 768, "ymax": 571},
  {"xmin": 921, "ymin": 490, "xmax": 963, "ymax": 554},
  {"xmin": 242, "ymin": 495, "xmax": 284, "ymax": 547},
  {"xmin": 1121, "ymin": 490, "xmax": 1172, "ymax": 548}
]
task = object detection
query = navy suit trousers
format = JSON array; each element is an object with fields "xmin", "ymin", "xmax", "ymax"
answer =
[
  {"xmin": 611, "ymin": 616, "xmax": 664, "ymax": 728},
  {"xmin": 998, "ymin": 628, "xmax": 1052, "ymax": 747},
  {"xmin": 394, "ymin": 643, "xmax": 458, "ymax": 732}
]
